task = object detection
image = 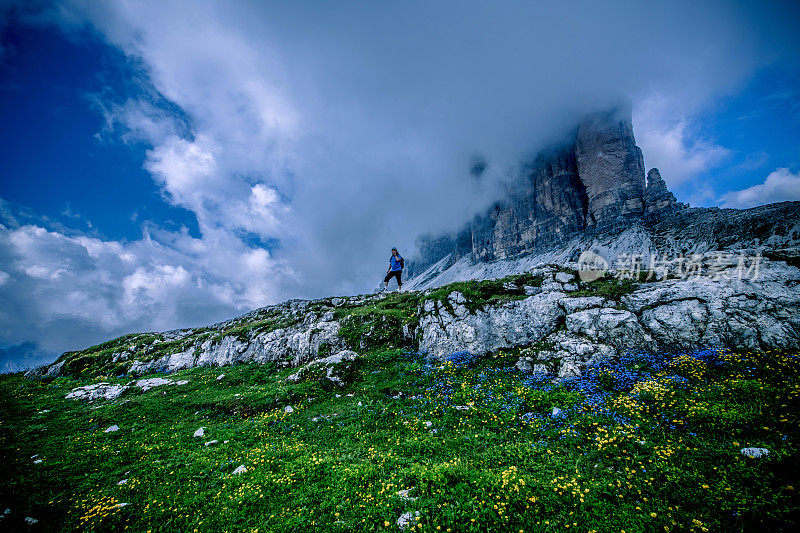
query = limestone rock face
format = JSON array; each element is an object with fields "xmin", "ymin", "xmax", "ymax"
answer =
[
  {"xmin": 127, "ymin": 310, "xmax": 347, "ymax": 374},
  {"xmin": 411, "ymin": 105, "xmax": 660, "ymax": 275},
  {"xmin": 576, "ymin": 107, "xmax": 646, "ymax": 234},
  {"xmin": 471, "ymin": 147, "xmax": 589, "ymax": 262},
  {"xmin": 644, "ymin": 168, "xmax": 684, "ymax": 219},
  {"xmin": 416, "ymin": 257, "xmax": 800, "ymax": 377},
  {"xmin": 622, "ymin": 261, "xmax": 800, "ymax": 352},
  {"xmin": 417, "ymin": 290, "xmax": 566, "ymax": 359},
  {"xmin": 565, "ymin": 307, "xmax": 656, "ymax": 353}
]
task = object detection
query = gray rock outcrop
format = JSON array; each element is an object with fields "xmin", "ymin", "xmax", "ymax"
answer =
[
  {"xmin": 286, "ymin": 350, "xmax": 360, "ymax": 388},
  {"xmin": 418, "ymin": 290, "xmax": 567, "ymax": 358},
  {"xmin": 576, "ymin": 106, "xmax": 646, "ymax": 233},
  {"xmin": 644, "ymin": 168, "xmax": 684, "ymax": 219},
  {"xmin": 416, "ymin": 256, "xmax": 800, "ymax": 378},
  {"xmin": 126, "ymin": 303, "xmax": 348, "ymax": 374}
]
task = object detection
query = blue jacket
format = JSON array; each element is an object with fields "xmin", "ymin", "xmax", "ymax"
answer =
[{"xmin": 390, "ymin": 254, "xmax": 403, "ymax": 271}]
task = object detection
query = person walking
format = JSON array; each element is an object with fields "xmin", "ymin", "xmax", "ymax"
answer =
[{"xmin": 382, "ymin": 247, "xmax": 404, "ymax": 291}]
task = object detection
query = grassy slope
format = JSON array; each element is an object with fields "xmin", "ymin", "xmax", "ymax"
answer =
[{"xmin": 1, "ymin": 346, "xmax": 798, "ymax": 532}]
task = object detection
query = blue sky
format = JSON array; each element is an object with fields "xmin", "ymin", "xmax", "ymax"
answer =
[
  {"xmin": 1, "ymin": 0, "xmax": 799, "ymax": 371},
  {"xmin": 0, "ymin": 23, "xmax": 198, "ymax": 242}
]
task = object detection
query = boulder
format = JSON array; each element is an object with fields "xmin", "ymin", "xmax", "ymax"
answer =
[
  {"xmin": 65, "ymin": 383, "xmax": 128, "ymax": 402},
  {"xmin": 286, "ymin": 350, "xmax": 361, "ymax": 388},
  {"xmin": 555, "ymin": 272, "xmax": 574, "ymax": 284},
  {"xmin": 566, "ymin": 307, "xmax": 655, "ymax": 352},
  {"xmin": 419, "ymin": 291, "xmax": 566, "ymax": 358},
  {"xmin": 397, "ymin": 511, "xmax": 421, "ymax": 531},
  {"xmin": 740, "ymin": 447, "xmax": 769, "ymax": 459},
  {"xmin": 560, "ymin": 296, "xmax": 607, "ymax": 314}
]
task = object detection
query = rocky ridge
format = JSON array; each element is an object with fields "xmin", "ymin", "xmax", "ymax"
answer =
[
  {"xmin": 418, "ymin": 257, "xmax": 799, "ymax": 377},
  {"xmin": 26, "ymin": 249, "xmax": 800, "ymax": 383}
]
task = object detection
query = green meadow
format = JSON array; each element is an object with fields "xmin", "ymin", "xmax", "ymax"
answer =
[{"xmin": 1, "ymin": 343, "xmax": 798, "ymax": 532}]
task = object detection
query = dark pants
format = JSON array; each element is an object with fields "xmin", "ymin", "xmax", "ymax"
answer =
[{"xmin": 384, "ymin": 270, "xmax": 402, "ymax": 286}]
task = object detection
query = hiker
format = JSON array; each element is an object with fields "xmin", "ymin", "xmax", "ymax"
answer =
[{"xmin": 382, "ymin": 247, "xmax": 404, "ymax": 291}]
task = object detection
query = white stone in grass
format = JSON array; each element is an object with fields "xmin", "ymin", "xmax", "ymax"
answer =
[
  {"xmin": 223, "ymin": 440, "xmax": 229, "ymax": 444},
  {"xmin": 284, "ymin": 405, "xmax": 294, "ymax": 413},
  {"xmin": 232, "ymin": 465, "xmax": 247, "ymax": 475},
  {"xmin": 454, "ymin": 405, "xmax": 470, "ymax": 410},
  {"xmin": 424, "ymin": 421, "xmax": 433, "ymax": 428},
  {"xmin": 25, "ymin": 517, "xmax": 38, "ymax": 525},
  {"xmin": 551, "ymin": 407, "xmax": 563, "ymax": 418},
  {"xmin": 117, "ymin": 479, "xmax": 128, "ymax": 485},
  {"xmin": 397, "ymin": 511, "xmax": 420, "ymax": 530},
  {"xmin": 105, "ymin": 425, "xmax": 120, "ymax": 433},
  {"xmin": 357, "ymin": 401, "xmax": 362, "ymax": 406},
  {"xmin": 193, "ymin": 427, "xmax": 206, "ymax": 438},
  {"xmin": 396, "ymin": 489, "xmax": 416, "ymax": 501},
  {"xmin": 134, "ymin": 377, "xmax": 173, "ymax": 391},
  {"xmin": 740, "ymin": 447, "xmax": 770, "ymax": 458},
  {"xmin": 66, "ymin": 383, "xmax": 128, "ymax": 401},
  {"xmin": 555, "ymin": 272, "xmax": 574, "ymax": 284},
  {"xmin": 204, "ymin": 440, "xmax": 218, "ymax": 446}
]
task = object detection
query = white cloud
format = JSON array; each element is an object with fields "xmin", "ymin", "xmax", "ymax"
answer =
[
  {"xmin": 720, "ymin": 168, "xmax": 800, "ymax": 208},
  {"xmin": 0, "ymin": 220, "xmax": 294, "ymax": 355},
  {"xmin": 634, "ymin": 95, "xmax": 732, "ymax": 189},
  {"xmin": 145, "ymin": 135, "xmax": 220, "ymax": 214}
]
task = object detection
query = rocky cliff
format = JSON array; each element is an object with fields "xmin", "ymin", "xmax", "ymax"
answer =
[
  {"xmin": 404, "ymin": 201, "xmax": 800, "ymax": 291},
  {"xmin": 407, "ymin": 105, "xmax": 682, "ymax": 279}
]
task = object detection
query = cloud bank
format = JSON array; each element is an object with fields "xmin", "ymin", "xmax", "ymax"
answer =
[
  {"xmin": 1, "ymin": 0, "xmax": 799, "ymax": 368},
  {"xmin": 721, "ymin": 168, "xmax": 800, "ymax": 208}
]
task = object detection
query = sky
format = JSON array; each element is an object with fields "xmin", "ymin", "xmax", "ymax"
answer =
[{"xmin": 1, "ymin": 0, "xmax": 799, "ymax": 371}]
